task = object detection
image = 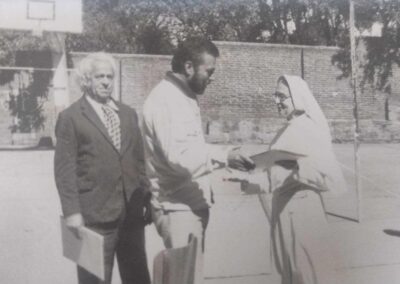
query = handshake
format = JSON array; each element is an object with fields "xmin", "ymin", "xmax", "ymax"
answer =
[{"xmin": 227, "ymin": 147, "xmax": 256, "ymax": 172}]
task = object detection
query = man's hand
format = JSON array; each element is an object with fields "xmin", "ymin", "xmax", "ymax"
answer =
[
  {"xmin": 227, "ymin": 147, "xmax": 256, "ymax": 171},
  {"xmin": 65, "ymin": 213, "xmax": 84, "ymax": 239}
]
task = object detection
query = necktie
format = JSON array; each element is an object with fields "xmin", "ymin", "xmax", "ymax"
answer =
[{"xmin": 102, "ymin": 104, "xmax": 121, "ymax": 151}]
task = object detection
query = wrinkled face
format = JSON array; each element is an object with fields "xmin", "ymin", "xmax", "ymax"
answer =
[
  {"xmin": 187, "ymin": 52, "xmax": 216, "ymax": 95},
  {"xmin": 87, "ymin": 60, "xmax": 114, "ymax": 103},
  {"xmin": 273, "ymin": 81, "xmax": 294, "ymax": 117},
  {"xmin": 274, "ymin": 80, "xmax": 294, "ymax": 118}
]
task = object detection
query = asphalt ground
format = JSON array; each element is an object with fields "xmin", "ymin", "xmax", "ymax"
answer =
[{"xmin": 1, "ymin": 143, "xmax": 400, "ymax": 284}]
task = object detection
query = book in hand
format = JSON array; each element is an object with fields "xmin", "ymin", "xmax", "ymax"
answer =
[
  {"xmin": 60, "ymin": 216, "xmax": 105, "ymax": 280},
  {"xmin": 250, "ymin": 149, "xmax": 306, "ymax": 171}
]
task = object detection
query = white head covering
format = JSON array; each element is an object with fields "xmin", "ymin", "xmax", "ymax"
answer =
[
  {"xmin": 270, "ymin": 75, "xmax": 347, "ymax": 196},
  {"xmin": 278, "ymin": 75, "xmax": 332, "ymax": 141}
]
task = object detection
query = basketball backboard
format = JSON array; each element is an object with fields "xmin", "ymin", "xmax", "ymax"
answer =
[{"xmin": 0, "ymin": 0, "xmax": 82, "ymax": 35}]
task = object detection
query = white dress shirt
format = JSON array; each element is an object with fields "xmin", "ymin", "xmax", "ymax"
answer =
[
  {"xmin": 85, "ymin": 95, "xmax": 120, "ymax": 126},
  {"xmin": 143, "ymin": 72, "xmax": 231, "ymax": 210}
]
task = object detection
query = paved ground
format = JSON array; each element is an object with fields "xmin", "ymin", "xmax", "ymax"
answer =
[{"xmin": 1, "ymin": 144, "xmax": 400, "ymax": 284}]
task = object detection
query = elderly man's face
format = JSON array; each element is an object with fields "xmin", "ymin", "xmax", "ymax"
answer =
[
  {"xmin": 188, "ymin": 53, "xmax": 216, "ymax": 95},
  {"xmin": 88, "ymin": 60, "xmax": 114, "ymax": 103}
]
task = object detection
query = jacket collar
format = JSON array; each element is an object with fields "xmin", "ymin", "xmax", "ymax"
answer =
[
  {"xmin": 79, "ymin": 96, "xmax": 131, "ymax": 155},
  {"xmin": 165, "ymin": 71, "xmax": 197, "ymax": 101}
]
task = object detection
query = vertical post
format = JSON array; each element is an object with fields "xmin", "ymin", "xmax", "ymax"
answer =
[
  {"xmin": 48, "ymin": 32, "xmax": 70, "ymax": 143},
  {"xmin": 111, "ymin": 57, "xmax": 121, "ymax": 102},
  {"xmin": 119, "ymin": 59, "xmax": 122, "ymax": 102},
  {"xmin": 349, "ymin": 0, "xmax": 362, "ymax": 222},
  {"xmin": 301, "ymin": 48, "xmax": 305, "ymax": 79},
  {"xmin": 50, "ymin": 33, "xmax": 70, "ymax": 111}
]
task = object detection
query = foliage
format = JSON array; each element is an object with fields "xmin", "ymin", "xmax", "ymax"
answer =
[
  {"xmin": 65, "ymin": 0, "xmax": 175, "ymax": 54},
  {"xmin": 63, "ymin": 0, "xmax": 354, "ymax": 51},
  {"xmin": 8, "ymin": 89, "xmax": 46, "ymax": 133},
  {"xmin": 330, "ymin": 0, "xmax": 400, "ymax": 94},
  {"xmin": 0, "ymin": 0, "xmax": 399, "ymax": 97},
  {"xmin": 8, "ymin": 70, "xmax": 51, "ymax": 133},
  {"xmin": 360, "ymin": 0, "xmax": 400, "ymax": 93},
  {"xmin": 0, "ymin": 34, "xmax": 53, "ymax": 133}
]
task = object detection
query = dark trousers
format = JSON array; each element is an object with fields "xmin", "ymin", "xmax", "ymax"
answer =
[{"xmin": 77, "ymin": 194, "xmax": 150, "ymax": 284}]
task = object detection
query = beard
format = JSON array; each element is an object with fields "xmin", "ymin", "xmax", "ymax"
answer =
[{"xmin": 188, "ymin": 73, "xmax": 208, "ymax": 94}]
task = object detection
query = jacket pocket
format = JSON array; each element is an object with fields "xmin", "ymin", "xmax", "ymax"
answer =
[{"xmin": 77, "ymin": 179, "xmax": 94, "ymax": 193}]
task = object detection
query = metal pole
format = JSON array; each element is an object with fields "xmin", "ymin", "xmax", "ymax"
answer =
[
  {"xmin": 301, "ymin": 48, "xmax": 305, "ymax": 79},
  {"xmin": 349, "ymin": 0, "xmax": 362, "ymax": 222},
  {"xmin": 119, "ymin": 59, "xmax": 123, "ymax": 102}
]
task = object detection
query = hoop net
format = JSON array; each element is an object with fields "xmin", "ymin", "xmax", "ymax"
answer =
[{"xmin": 31, "ymin": 19, "xmax": 43, "ymax": 37}]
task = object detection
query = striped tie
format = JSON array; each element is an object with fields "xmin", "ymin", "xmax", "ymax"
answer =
[{"xmin": 102, "ymin": 105, "xmax": 121, "ymax": 151}]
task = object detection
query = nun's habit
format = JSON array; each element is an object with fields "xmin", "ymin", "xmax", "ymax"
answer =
[{"xmin": 260, "ymin": 75, "xmax": 347, "ymax": 284}]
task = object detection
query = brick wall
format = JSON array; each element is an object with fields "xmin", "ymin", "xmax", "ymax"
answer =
[
  {"xmin": 68, "ymin": 42, "xmax": 400, "ymax": 143},
  {"xmin": 69, "ymin": 53, "xmax": 171, "ymax": 116},
  {"xmin": 2, "ymin": 41, "xmax": 399, "ymax": 146},
  {"xmin": 119, "ymin": 55, "xmax": 171, "ymax": 115}
]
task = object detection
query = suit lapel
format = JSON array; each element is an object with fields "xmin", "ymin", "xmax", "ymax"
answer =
[
  {"xmin": 80, "ymin": 97, "xmax": 119, "ymax": 153},
  {"xmin": 116, "ymin": 102, "xmax": 133, "ymax": 156}
]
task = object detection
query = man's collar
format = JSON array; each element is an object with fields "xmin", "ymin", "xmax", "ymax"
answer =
[
  {"xmin": 85, "ymin": 94, "xmax": 119, "ymax": 111},
  {"xmin": 165, "ymin": 71, "xmax": 197, "ymax": 100}
]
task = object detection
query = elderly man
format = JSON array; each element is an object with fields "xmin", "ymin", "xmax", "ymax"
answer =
[
  {"xmin": 54, "ymin": 52, "xmax": 151, "ymax": 284},
  {"xmin": 143, "ymin": 37, "xmax": 254, "ymax": 283}
]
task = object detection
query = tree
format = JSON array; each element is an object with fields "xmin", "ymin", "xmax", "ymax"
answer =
[
  {"xmin": 62, "ymin": 0, "xmax": 354, "ymax": 53},
  {"xmin": 359, "ymin": 0, "xmax": 400, "ymax": 93},
  {"xmin": 0, "ymin": 32, "xmax": 53, "ymax": 133},
  {"xmin": 8, "ymin": 73, "xmax": 48, "ymax": 133},
  {"xmin": 1, "ymin": 0, "xmax": 398, "ymax": 98},
  {"xmin": 65, "ymin": 0, "xmax": 174, "ymax": 54},
  {"xmin": 253, "ymin": 0, "xmax": 349, "ymax": 45},
  {"xmin": 331, "ymin": 0, "xmax": 400, "ymax": 95}
]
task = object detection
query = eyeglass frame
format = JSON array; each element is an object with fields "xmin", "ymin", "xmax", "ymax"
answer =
[{"xmin": 273, "ymin": 91, "xmax": 291, "ymax": 102}]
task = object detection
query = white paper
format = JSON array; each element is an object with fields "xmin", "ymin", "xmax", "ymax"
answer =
[{"xmin": 60, "ymin": 216, "xmax": 105, "ymax": 280}]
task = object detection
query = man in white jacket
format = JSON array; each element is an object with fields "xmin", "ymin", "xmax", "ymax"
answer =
[{"xmin": 143, "ymin": 37, "xmax": 254, "ymax": 283}]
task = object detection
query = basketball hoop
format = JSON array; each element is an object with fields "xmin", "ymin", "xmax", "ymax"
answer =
[{"xmin": 0, "ymin": 0, "xmax": 82, "ymax": 34}]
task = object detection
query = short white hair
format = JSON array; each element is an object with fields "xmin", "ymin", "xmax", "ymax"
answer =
[{"xmin": 76, "ymin": 52, "xmax": 117, "ymax": 91}]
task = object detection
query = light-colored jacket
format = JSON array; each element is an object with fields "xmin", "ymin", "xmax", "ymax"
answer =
[{"xmin": 142, "ymin": 73, "xmax": 230, "ymax": 211}]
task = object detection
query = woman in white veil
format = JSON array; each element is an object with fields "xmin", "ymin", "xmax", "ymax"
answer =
[{"xmin": 261, "ymin": 75, "xmax": 347, "ymax": 284}]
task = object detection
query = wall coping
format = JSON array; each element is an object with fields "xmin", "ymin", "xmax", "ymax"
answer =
[
  {"xmin": 71, "ymin": 41, "xmax": 340, "ymax": 60},
  {"xmin": 213, "ymin": 41, "xmax": 341, "ymax": 51},
  {"xmin": 70, "ymin": 51, "xmax": 171, "ymax": 60}
]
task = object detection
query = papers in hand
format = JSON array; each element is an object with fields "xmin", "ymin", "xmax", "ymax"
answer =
[
  {"xmin": 250, "ymin": 149, "xmax": 306, "ymax": 171},
  {"xmin": 60, "ymin": 216, "xmax": 105, "ymax": 280}
]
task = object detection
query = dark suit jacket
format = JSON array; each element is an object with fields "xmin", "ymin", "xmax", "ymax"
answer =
[{"xmin": 54, "ymin": 96, "xmax": 150, "ymax": 224}]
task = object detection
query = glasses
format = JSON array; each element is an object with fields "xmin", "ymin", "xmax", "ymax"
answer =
[{"xmin": 273, "ymin": 92, "xmax": 290, "ymax": 102}]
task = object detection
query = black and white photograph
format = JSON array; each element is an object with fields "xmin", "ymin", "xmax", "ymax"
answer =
[{"xmin": 0, "ymin": 0, "xmax": 400, "ymax": 283}]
